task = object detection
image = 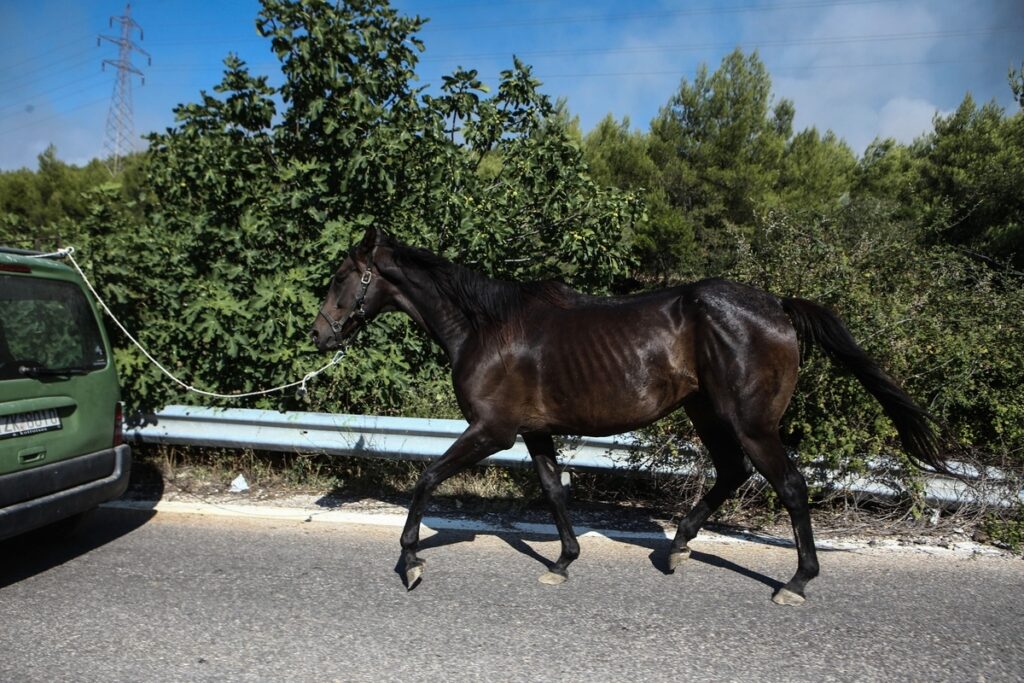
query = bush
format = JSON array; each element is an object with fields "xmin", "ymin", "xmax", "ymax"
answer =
[
  {"xmin": 70, "ymin": 0, "xmax": 638, "ymax": 414},
  {"xmin": 631, "ymin": 204, "xmax": 1024, "ymax": 488}
]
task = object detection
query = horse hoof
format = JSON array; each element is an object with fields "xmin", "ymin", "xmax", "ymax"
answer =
[
  {"xmin": 771, "ymin": 588, "xmax": 805, "ymax": 606},
  {"xmin": 405, "ymin": 562, "xmax": 425, "ymax": 590},
  {"xmin": 538, "ymin": 570, "xmax": 568, "ymax": 585},
  {"xmin": 668, "ymin": 549, "xmax": 691, "ymax": 572}
]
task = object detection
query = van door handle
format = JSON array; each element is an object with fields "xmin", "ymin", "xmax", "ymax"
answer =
[{"xmin": 18, "ymin": 446, "xmax": 46, "ymax": 464}]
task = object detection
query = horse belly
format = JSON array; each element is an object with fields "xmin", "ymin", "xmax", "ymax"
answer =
[{"xmin": 533, "ymin": 324, "xmax": 696, "ymax": 435}]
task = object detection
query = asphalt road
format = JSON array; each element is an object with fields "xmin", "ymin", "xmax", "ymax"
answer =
[{"xmin": 1, "ymin": 507, "xmax": 1021, "ymax": 683}]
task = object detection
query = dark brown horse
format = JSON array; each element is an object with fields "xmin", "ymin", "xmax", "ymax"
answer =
[{"xmin": 311, "ymin": 228, "xmax": 943, "ymax": 605}]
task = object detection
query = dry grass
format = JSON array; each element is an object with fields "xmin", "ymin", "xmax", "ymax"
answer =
[
  {"xmin": 129, "ymin": 444, "xmax": 1020, "ymax": 551},
  {"xmin": 134, "ymin": 444, "xmax": 541, "ymax": 504}
]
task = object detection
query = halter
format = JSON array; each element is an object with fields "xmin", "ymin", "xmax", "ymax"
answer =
[{"xmin": 317, "ymin": 263, "xmax": 374, "ymax": 347}]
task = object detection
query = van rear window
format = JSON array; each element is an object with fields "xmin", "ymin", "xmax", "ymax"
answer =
[{"xmin": 0, "ymin": 275, "xmax": 108, "ymax": 381}]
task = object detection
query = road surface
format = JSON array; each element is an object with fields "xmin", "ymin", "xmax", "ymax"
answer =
[{"xmin": 1, "ymin": 507, "xmax": 1021, "ymax": 682}]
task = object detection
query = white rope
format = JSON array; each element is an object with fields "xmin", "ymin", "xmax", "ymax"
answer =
[
  {"xmin": 38, "ymin": 247, "xmax": 345, "ymax": 400},
  {"xmin": 27, "ymin": 249, "xmax": 71, "ymax": 259}
]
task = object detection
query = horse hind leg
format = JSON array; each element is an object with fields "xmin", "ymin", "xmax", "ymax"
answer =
[
  {"xmin": 675, "ymin": 394, "xmax": 819, "ymax": 604},
  {"xmin": 736, "ymin": 427, "xmax": 819, "ymax": 605},
  {"xmin": 668, "ymin": 397, "xmax": 753, "ymax": 571}
]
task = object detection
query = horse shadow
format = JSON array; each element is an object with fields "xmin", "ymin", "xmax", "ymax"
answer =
[{"xmin": 377, "ymin": 502, "xmax": 807, "ymax": 593}]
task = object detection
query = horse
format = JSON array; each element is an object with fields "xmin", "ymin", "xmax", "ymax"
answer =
[{"xmin": 310, "ymin": 227, "xmax": 944, "ymax": 605}]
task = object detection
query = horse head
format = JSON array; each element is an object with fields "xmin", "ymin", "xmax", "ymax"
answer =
[{"xmin": 310, "ymin": 227, "xmax": 395, "ymax": 351}]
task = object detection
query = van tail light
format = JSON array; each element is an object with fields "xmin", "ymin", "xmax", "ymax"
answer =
[{"xmin": 114, "ymin": 403, "xmax": 124, "ymax": 447}]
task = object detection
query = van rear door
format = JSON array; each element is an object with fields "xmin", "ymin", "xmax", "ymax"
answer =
[{"xmin": 0, "ymin": 271, "xmax": 118, "ymax": 473}]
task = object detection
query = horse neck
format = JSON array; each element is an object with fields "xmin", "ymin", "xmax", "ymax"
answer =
[{"xmin": 382, "ymin": 255, "xmax": 477, "ymax": 362}]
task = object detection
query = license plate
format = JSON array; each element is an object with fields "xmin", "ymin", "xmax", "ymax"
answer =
[{"xmin": 0, "ymin": 409, "xmax": 62, "ymax": 440}]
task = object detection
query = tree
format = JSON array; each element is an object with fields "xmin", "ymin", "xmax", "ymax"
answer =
[
  {"xmin": 916, "ymin": 93, "xmax": 1024, "ymax": 266},
  {"xmin": 85, "ymin": 0, "xmax": 639, "ymax": 411},
  {"xmin": 777, "ymin": 127, "xmax": 856, "ymax": 214},
  {"xmin": 0, "ymin": 146, "xmax": 111, "ymax": 242},
  {"xmin": 583, "ymin": 115, "xmax": 694, "ymax": 282},
  {"xmin": 1010, "ymin": 62, "xmax": 1024, "ymax": 110},
  {"xmin": 851, "ymin": 137, "xmax": 923, "ymax": 222},
  {"xmin": 649, "ymin": 49, "xmax": 793, "ymax": 274}
]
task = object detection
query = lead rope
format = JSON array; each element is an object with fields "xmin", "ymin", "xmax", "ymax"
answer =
[{"xmin": 30, "ymin": 247, "xmax": 345, "ymax": 400}]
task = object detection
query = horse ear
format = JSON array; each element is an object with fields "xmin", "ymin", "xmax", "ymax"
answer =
[{"xmin": 359, "ymin": 226, "xmax": 377, "ymax": 252}]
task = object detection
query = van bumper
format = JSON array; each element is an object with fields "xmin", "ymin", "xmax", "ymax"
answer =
[{"xmin": 0, "ymin": 445, "xmax": 132, "ymax": 541}]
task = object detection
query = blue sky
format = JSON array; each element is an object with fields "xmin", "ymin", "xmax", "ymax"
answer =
[{"xmin": 1, "ymin": 0, "xmax": 1021, "ymax": 170}]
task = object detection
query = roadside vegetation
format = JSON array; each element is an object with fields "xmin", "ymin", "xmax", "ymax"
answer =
[{"xmin": 2, "ymin": 1, "xmax": 1021, "ymax": 545}]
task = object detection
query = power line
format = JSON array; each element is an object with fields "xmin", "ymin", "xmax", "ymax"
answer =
[
  {"xmin": 0, "ymin": 53, "xmax": 990, "ymax": 139},
  {"xmin": 134, "ymin": 23, "xmax": 1024, "ymax": 62},
  {"xmin": 138, "ymin": 25, "xmax": 1022, "ymax": 71},
  {"xmin": 4, "ymin": 33, "xmax": 98, "ymax": 71},
  {"xmin": 0, "ymin": 73, "xmax": 109, "ymax": 120},
  {"xmin": 0, "ymin": 97, "xmax": 108, "ymax": 139},
  {"xmin": 136, "ymin": 0, "xmax": 939, "ymax": 46},
  {"xmin": 531, "ymin": 57, "xmax": 994, "ymax": 81},
  {"xmin": 140, "ymin": 52, "xmax": 1007, "ymax": 77},
  {"xmin": 419, "ymin": 0, "xmax": 926, "ymax": 33},
  {"xmin": 13, "ymin": 21, "xmax": 1013, "ymax": 100},
  {"xmin": 148, "ymin": 0, "xmax": 891, "ymax": 31},
  {"xmin": 2, "ymin": 48, "xmax": 97, "ymax": 89},
  {"xmin": 416, "ymin": 26, "xmax": 1024, "ymax": 63}
]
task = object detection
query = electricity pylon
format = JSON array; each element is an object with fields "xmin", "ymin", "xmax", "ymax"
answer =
[{"xmin": 98, "ymin": 2, "xmax": 150, "ymax": 176}]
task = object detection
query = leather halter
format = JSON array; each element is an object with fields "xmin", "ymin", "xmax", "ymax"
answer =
[{"xmin": 317, "ymin": 264, "xmax": 374, "ymax": 347}]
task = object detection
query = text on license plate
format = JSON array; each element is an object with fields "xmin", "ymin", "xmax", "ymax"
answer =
[{"xmin": 0, "ymin": 409, "xmax": 62, "ymax": 440}]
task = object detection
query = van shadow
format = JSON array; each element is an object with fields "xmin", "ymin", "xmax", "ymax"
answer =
[
  {"xmin": 0, "ymin": 458, "xmax": 164, "ymax": 589},
  {"xmin": 0, "ymin": 506, "xmax": 155, "ymax": 589}
]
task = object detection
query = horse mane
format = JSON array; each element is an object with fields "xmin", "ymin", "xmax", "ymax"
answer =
[{"xmin": 387, "ymin": 240, "xmax": 576, "ymax": 330}]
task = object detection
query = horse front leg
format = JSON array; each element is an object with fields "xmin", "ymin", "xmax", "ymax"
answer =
[
  {"xmin": 523, "ymin": 433, "xmax": 580, "ymax": 585},
  {"xmin": 399, "ymin": 422, "xmax": 515, "ymax": 589}
]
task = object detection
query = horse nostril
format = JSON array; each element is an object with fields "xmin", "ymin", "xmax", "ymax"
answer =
[{"xmin": 310, "ymin": 329, "xmax": 320, "ymax": 346}]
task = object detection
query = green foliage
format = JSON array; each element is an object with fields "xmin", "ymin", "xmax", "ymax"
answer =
[
  {"xmin": 0, "ymin": 146, "xmax": 121, "ymax": 245},
  {"xmin": 729, "ymin": 208, "xmax": 1024, "ymax": 472},
  {"xmin": 983, "ymin": 505, "xmax": 1024, "ymax": 553},
  {"xmin": 630, "ymin": 206, "xmax": 1024, "ymax": 487},
  {"xmin": 648, "ymin": 50, "xmax": 793, "ymax": 273},
  {"xmin": 850, "ymin": 138, "xmax": 923, "ymax": 221},
  {"xmin": 584, "ymin": 115, "xmax": 691, "ymax": 283},
  {"xmin": 7, "ymin": 6, "xmax": 1023, "ymax": 484},
  {"xmin": 575, "ymin": 48, "xmax": 1024, "ymax": 476},
  {"xmin": 776, "ymin": 128, "xmax": 857, "ymax": 213},
  {"xmin": 1009, "ymin": 62, "xmax": 1024, "ymax": 110},
  {"xmin": 916, "ymin": 94, "xmax": 1024, "ymax": 266},
  {"xmin": 70, "ymin": 0, "xmax": 637, "ymax": 412},
  {"xmin": 588, "ymin": 50, "xmax": 856, "ymax": 279}
]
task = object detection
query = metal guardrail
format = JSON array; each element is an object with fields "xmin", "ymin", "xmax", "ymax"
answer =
[
  {"xmin": 127, "ymin": 405, "xmax": 1023, "ymax": 508},
  {"xmin": 126, "ymin": 405, "xmax": 648, "ymax": 472}
]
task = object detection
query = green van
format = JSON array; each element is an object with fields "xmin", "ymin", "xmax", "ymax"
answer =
[{"xmin": 0, "ymin": 247, "xmax": 131, "ymax": 541}]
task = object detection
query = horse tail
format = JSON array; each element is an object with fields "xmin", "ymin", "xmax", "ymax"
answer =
[{"xmin": 781, "ymin": 297, "xmax": 946, "ymax": 474}]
